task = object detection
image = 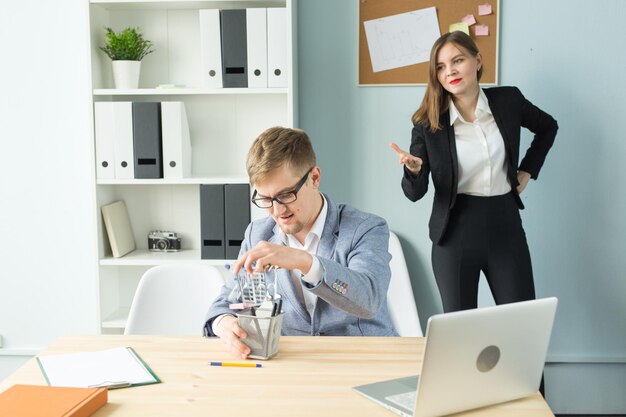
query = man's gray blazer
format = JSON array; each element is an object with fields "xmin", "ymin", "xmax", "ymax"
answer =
[{"xmin": 204, "ymin": 193, "xmax": 397, "ymax": 336}]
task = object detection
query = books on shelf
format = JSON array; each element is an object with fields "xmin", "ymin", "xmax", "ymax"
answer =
[
  {"xmin": 101, "ymin": 200, "xmax": 135, "ymax": 258},
  {"xmin": 199, "ymin": 7, "xmax": 287, "ymax": 89},
  {"xmin": 200, "ymin": 184, "xmax": 250, "ymax": 260},
  {"xmin": 0, "ymin": 384, "xmax": 107, "ymax": 417},
  {"xmin": 94, "ymin": 101, "xmax": 191, "ymax": 180}
]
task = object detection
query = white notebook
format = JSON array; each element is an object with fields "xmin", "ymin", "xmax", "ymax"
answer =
[
  {"xmin": 37, "ymin": 346, "xmax": 160, "ymax": 389},
  {"xmin": 101, "ymin": 200, "xmax": 135, "ymax": 258}
]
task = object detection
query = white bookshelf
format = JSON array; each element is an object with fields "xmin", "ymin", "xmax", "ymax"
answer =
[{"xmin": 88, "ymin": 0, "xmax": 297, "ymax": 332}]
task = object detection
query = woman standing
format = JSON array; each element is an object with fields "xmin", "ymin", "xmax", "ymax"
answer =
[{"xmin": 391, "ymin": 31, "xmax": 558, "ymax": 313}]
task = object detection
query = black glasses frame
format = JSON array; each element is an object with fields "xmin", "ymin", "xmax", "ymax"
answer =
[{"xmin": 251, "ymin": 168, "xmax": 312, "ymax": 208}]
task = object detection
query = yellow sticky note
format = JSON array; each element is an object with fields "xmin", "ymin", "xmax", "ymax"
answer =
[{"xmin": 449, "ymin": 22, "xmax": 470, "ymax": 36}]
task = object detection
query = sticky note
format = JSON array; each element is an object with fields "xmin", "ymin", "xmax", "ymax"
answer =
[
  {"xmin": 478, "ymin": 4, "xmax": 492, "ymax": 16},
  {"xmin": 461, "ymin": 14, "xmax": 476, "ymax": 26},
  {"xmin": 474, "ymin": 24, "xmax": 489, "ymax": 36},
  {"xmin": 449, "ymin": 22, "xmax": 470, "ymax": 36}
]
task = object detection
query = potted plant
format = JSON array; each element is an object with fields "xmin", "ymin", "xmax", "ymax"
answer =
[{"xmin": 100, "ymin": 27, "xmax": 154, "ymax": 89}]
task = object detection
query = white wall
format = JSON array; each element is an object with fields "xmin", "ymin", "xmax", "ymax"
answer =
[{"xmin": 0, "ymin": 0, "xmax": 99, "ymax": 379}]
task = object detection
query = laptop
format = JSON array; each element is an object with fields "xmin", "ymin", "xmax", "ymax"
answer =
[{"xmin": 353, "ymin": 297, "xmax": 558, "ymax": 417}]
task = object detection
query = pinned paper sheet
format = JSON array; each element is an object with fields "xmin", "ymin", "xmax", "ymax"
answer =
[
  {"xmin": 474, "ymin": 24, "xmax": 489, "ymax": 36},
  {"xmin": 449, "ymin": 22, "xmax": 470, "ymax": 36},
  {"xmin": 363, "ymin": 6, "xmax": 441, "ymax": 72},
  {"xmin": 461, "ymin": 14, "xmax": 476, "ymax": 26},
  {"xmin": 478, "ymin": 4, "xmax": 493, "ymax": 16}
]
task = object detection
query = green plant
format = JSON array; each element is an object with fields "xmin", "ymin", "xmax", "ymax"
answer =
[{"xmin": 99, "ymin": 27, "xmax": 154, "ymax": 61}]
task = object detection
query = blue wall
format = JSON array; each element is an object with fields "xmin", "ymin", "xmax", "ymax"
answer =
[{"xmin": 298, "ymin": 0, "xmax": 626, "ymax": 413}]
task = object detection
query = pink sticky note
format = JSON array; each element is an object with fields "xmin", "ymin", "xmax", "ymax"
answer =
[
  {"xmin": 478, "ymin": 4, "xmax": 492, "ymax": 16},
  {"xmin": 461, "ymin": 14, "xmax": 477, "ymax": 26},
  {"xmin": 474, "ymin": 24, "xmax": 489, "ymax": 36}
]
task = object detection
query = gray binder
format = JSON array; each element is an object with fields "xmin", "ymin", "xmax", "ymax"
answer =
[
  {"xmin": 224, "ymin": 184, "xmax": 250, "ymax": 259},
  {"xmin": 200, "ymin": 184, "xmax": 225, "ymax": 259},
  {"xmin": 132, "ymin": 102, "xmax": 163, "ymax": 178},
  {"xmin": 220, "ymin": 9, "xmax": 248, "ymax": 88}
]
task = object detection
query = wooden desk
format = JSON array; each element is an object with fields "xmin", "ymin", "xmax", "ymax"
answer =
[{"xmin": 0, "ymin": 335, "xmax": 554, "ymax": 417}]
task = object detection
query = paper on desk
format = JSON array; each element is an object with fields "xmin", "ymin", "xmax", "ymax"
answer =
[{"xmin": 36, "ymin": 347, "xmax": 160, "ymax": 389}]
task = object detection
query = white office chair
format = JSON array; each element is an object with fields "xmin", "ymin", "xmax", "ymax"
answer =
[
  {"xmin": 387, "ymin": 231, "xmax": 423, "ymax": 336},
  {"xmin": 124, "ymin": 264, "xmax": 225, "ymax": 336}
]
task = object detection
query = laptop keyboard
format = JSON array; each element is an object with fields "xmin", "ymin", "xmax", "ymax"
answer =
[{"xmin": 386, "ymin": 391, "xmax": 416, "ymax": 411}]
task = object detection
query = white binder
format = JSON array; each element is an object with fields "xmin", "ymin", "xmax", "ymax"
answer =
[
  {"xmin": 161, "ymin": 101, "xmax": 191, "ymax": 179},
  {"xmin": 94, "ymin": 102, "xmax": 116, "ymax": 179},
  {"xmin": 246, "ymin": 8, "xmax": 268, "ymax": 88},
  {"xmin": 112, "ymin": 102, "xmax": 134, "ymax": 179},
  {"xmin": 267, "ymin": 7, "xmax": 287, "ymax": 88},
  {"xmin": 199, "ymin": 9, "xmax": 223, "ymax": 88}
]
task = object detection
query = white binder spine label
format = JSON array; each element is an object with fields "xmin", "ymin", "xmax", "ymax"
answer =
[
  {"xmin": 161, "ymin": 101, "xmax": 192, "ymax": 179},
  {"xmin": 267, "ymin": 8, "xmax": 287, "ymax": 88},
  {"xmin": 200, "ymin": 9, "xmax": 224, "ymax": 88},
  {"xmin": 246, "ymin": 8, "xmax": 268, "ymax": 88},
  {"xmin": 94, "ymin": 102, "xmax": 116, "ymax": 179},
  {"xmin": 113, "ymin": 102, "xmax": 134, "ymax": 179}
]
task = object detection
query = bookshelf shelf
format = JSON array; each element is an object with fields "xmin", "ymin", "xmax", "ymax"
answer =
[
  {"xmin": 96, "ymin": 175, "xmax": 249, "ymax": 185},
  {"xmin": 100, "ymin": 249, "xmax": 234, "ymax": 266},
  {"xmin": 93, "ymin": 87, "xmax": 288, "ymax": 96}
]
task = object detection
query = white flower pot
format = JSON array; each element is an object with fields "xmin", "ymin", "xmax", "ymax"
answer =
[{"xmin": 112, "ymin": 60, "xmax": 141, "ymax": 89}]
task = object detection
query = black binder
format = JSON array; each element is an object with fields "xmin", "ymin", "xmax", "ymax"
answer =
[
  {"xmin": 200, "ymin": 184, "xmax": 225, "ymax": 259},
  {"xmin": 220, "ymin": 9, "xmax": 248, "ymax": 88},
  {"xmin": 132, "ymin": 102, "xmax": 163, "ymax": 179},
  {"xmin": 224, "ymin": 184, "xmax": 251, "ymax": 259}
]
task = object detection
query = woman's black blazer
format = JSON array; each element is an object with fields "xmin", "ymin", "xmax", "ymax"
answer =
[{"xmin": 401, "ymin": 86, "xmax": 558, "ymax": 244}]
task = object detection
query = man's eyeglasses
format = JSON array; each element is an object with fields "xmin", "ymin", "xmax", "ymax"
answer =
[{"xmin": 251, "ymin": 169, "xmax": 312, "ymax": 209}]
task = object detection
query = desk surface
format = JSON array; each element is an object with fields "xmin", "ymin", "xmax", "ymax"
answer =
[{"xmin": 0, "ymin": 335, "xmax": 554, "ymax": 417}]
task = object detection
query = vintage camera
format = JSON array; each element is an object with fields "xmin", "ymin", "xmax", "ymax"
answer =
[{"xmin": 148, "ymin": 230, "xmax": 181, "ymax": 252}]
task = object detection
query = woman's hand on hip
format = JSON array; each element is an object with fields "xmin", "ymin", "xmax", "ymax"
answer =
[
  {"xmin": 390, "ymin": 142, "xmax": 423, "ymax": 175},
  {"xmin": 517, "ymin": 170, "xmax": 531, "ymax": 194}
]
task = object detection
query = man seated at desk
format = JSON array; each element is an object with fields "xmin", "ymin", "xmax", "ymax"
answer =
[{"xmin": 204, "ymin": 127, "xmax": 397, "ymax": 358}]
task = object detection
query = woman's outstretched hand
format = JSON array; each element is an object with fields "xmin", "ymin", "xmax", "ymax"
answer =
[{"xmin": 390, "ymin": 142, "xmax": 423, "ymax": 175}]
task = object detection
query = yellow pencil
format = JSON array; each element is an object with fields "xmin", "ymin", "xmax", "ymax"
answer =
[{"xmin": 209, "ymin": 361, "xmax": 262, "ymax": 368}]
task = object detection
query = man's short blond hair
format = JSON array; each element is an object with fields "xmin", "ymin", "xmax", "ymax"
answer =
[{"xmin": 247, "ymin": 127, "xmax": 317, "ymax": 184}]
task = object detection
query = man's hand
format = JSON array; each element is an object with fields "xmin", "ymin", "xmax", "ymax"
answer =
[
  {"xmin": 232, "ymin": 241, "xmax": 313, "ymax": 275},
  {"xmin": 390, "ymin": 142, "xmax": 423, "ymax": 175},
  {"xmin": 214, "ymin": 315, "xmax": 251, "ymax": 359}
]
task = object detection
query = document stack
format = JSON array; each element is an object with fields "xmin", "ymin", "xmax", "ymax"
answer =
[
  {"xmin": 94, "ymin": 101, "xmax": 191, "ymax": 180},
  {"xmin": 199, "ymin": 7, "xmax": 287, "ymax": 88}
]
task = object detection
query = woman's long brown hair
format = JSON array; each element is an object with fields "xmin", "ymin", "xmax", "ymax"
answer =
[{"xmin": 411, "ymin": 32, "xmax": 483, "ymax": 132}]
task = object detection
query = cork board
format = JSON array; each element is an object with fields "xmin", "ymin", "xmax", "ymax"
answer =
[{"xmin": 359, "ymin": 0, "xmax": 499, "ymax": 85}]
